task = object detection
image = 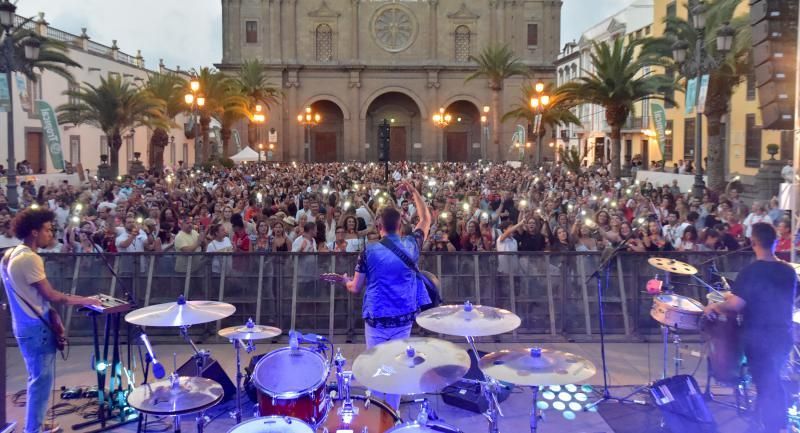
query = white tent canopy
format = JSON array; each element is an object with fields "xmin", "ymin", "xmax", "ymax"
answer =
[{"xmin": 229, "ymin": 146, "xmax": 259, "ymax": 162}]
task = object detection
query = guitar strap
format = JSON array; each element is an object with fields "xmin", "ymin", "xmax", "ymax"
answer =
[{"xmin": 1, "ymin": 245, "xmax": 60, "ymax": 338}]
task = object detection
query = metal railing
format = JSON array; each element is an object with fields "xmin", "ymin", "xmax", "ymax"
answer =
[{"xmin": 2, "ymin": 251, "xmax": 754, "ymax": 344}]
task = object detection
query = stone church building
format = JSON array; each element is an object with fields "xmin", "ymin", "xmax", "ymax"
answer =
[{"xmin": 219, "ymin": 0, "xmax": 562, "ymax": 162}]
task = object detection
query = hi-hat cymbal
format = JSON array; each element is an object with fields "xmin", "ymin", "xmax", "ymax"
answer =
[
  {"xmin": 416, "ymin": 302, "xmax": 521, "ymax": 337},
  {"xmin": 647, "ymin": 257, "xmax": 698, "ymax": 275},
  {"xmin": 125, "ymin": 297, "xmax": 235, "ymax": 327},
  {"xmin": 126, "ymin": 376, "xmax": 224, "ymax": 416},
  {"xmin": 352, "ymin": 337, "xmax": 470, "ymax": 395},
  {"xmin": 479, "ymin": 348, "xmax": 596, "ymax": 387},
  {"xmin": 218, "ymin": 323, "xmax": 282, "ymax": 341}
]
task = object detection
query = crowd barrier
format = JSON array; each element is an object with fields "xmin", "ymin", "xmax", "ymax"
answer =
[{"xmin": 2, "ymin": 251, "xmax": 754, "ymax": 344}]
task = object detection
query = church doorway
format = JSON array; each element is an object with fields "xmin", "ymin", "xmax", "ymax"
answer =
[{"xmin": 365, "ymin": 92, "xmax": 422, "ymax": 162}]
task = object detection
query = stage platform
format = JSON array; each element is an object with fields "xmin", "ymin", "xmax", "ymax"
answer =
[{"xmin": 5, "ymin": 342, "xmax": 754, "ymax": 432}]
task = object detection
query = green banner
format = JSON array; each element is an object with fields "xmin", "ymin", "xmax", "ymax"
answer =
[
  {"xmin": 685, "ymin": 77, "xmax": 697, "ymax": 115},
  {"xmin": 0, "ymin": 75, "xmax": 10, "ymax": 112},
  {"xmin": 651, "ymin": 102, "xmax": 668, "ymax": 161},
  {"xmin": 697, "ymin": 74, "xmax": 709, "ymax": 114},
  {"xmin": 35, "ymin": 100, "xmax": 65, "ymax": 170}
]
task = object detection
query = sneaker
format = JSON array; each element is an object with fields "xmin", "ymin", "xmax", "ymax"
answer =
[{"xmin": 41, "ymin": 422, "xmax": 62, "ymax": 433}]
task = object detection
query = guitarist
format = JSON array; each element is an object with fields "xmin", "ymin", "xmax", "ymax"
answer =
[
  {"xmin": 704, "ymin": 222, "xmax": 796, "ymax": 433},
  {"xmin": 342, "ymin": 180, "xmax": 431, "ymax": 410},
  {"xmin": 2, "ymin": 208, "xmax": 100, "ymax": 433}
]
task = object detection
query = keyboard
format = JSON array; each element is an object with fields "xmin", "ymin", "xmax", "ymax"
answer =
[{"xmin": 83, "ymin": 294, "xmax": 134, "ymax": 314}]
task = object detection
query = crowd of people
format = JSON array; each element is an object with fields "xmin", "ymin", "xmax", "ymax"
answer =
[{"xmin": 0, "ymin": 160, "xmax": 791, "ymax": 258}]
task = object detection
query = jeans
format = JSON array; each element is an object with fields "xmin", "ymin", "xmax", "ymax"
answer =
[
  {"xmin": 364, "ymin": 323, "xmax": 413, "ymax": 410},
  {"xmin": 16, "ymin": 317, "xmax": 57, "ymax": 433},
  {"xmin": 745, "ymin": 337, "xmax": 791, "ymax": 433}
]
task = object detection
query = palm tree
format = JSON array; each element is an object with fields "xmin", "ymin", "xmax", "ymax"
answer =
[
  {"xmin": 219, "ymin": 85, "xmax": 250, "ymax": 157},
  {"xmin": 57, "ymin": 75, "xmax": 167, "ymax": 177},
  {"xmin": 647, "ymin": 0, "xmax": 751, "ymax": 191},
  {"xmin": 560, "ymin": 38, "xmax": 677, "ymax": 178},
  {"xmin": 143, "ymin": 72, "xmax": 186, "ymax": 172},
  {"xmin": 12, "ymin": 23, "xmax": 81, "ymax": 83},
  {"xmin": 194, "ymin": 67, "xmax": 249, "ymax": 160},
  {"xmin": 502, "ymin": 82, "xmax": 581, "ymax": 162},
  {"xmin": 465, "ymin": 44, "xmax": 530, "ymax": 161},
  {"xmin": 236, "ymin": 59, "xmax": 280, "ymax": 146}
]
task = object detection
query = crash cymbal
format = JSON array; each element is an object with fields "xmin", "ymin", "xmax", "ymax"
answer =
[
  {"xmin": 479, "ymin": 347, "xmax": 596, "ymax": 387},
  {"xmin": 352, "ymin": 337, "xmax": 470, "ymax": 395},
  {"xmin": 219, "ymin": 321, "xmax": 282, "ymax": 341},
  {"xmin": 416, "ymin": 301, "xmax": 521, "ymax": 337},
  {"xmin": 126, "ymin": 376, "xmax": 224, "ymax": 416},
  {"xmin": 125, "ymin": 296, "xmax": 235, "ymax": 327},
  {"xmin": 647, "ymin": 257, "xmax": 698, "ymax": 275}
]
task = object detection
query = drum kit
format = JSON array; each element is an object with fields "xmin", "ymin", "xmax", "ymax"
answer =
[{"xmin": 121, "ymin": 296, "xmax": 597, "ymax": 433}]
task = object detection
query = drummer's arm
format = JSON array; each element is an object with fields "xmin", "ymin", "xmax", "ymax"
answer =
[
  {"xmin": 705, "ymin": 292, "xmax": 746, "ymax": 316},
  {"xmin": 345, "ymin": 272, "xmax": 365, "ymax": 294}
]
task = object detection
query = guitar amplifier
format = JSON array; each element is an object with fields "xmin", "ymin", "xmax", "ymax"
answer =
[{"xmin": 649, "ymin": 374, "xmax": 718, "ymax": 433}]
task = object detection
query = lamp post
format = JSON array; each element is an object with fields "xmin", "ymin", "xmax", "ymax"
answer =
[
  {"xmin": 0, "ymin": 0, "xmax": 40, "ymax": 210},
  {"xmin": 671, "ymin": 0, "xmax": 734, "ymax": 198},
  {"xmin": 530, "ymin": 82, "xmax": 550, "ymax": 166},
  {"xmin": 433, "ymin": 107, "xmax": 452, "ymax": 161},
  {"xmin": 481, "ymin": 105, "xmax": 490, "ymax": 160},
  {"xmin": 297, "ymin": 106, "xmax": 320, "ymax": 162},
  {"xmin": 252, "ymin": 104, "xmax": 266, "ymax": 163},
  {"xmin": 185, "ymin": 76, "xmax": 204, "ymax": 168}
]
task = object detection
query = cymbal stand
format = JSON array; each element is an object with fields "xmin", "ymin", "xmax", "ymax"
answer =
[
  {"xmin": 228, "ymin": 337, "xmax": 254, "ymax": 424},
  {"xmin": 463, "ymin": 336, "xmax": 503, "ymax": 433},
  {"xmin": 529, "ymin": 385, "xmax": 541, "ymax": 433},
  {"xmin": 180, "ymin": 325, "xmax": 209, "ymax": 375}
]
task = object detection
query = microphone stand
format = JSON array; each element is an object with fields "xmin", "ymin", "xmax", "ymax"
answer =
[
  {"xmin": 72, "ymin": 230, "xmax": 142, "ymax": 433},
  {"xmin": 583, "ymin": 228, "xmax": 646, "ymax": 411}
]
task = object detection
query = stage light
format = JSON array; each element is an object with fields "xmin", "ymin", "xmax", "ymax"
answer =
[
  {"xmin": 581, "ymin": 385, "xmax": 594, "ymax": 393},
  {"xmin": 536, "ymin": 401, "xmax": 549, "ymax": 410},
  {"xmin": 574, "ymin": 392, "xmax": 588, "ymax": 402},
  {"xmin": 548, "ymin": 385, "xmax": 562, "ymax": 392},
  {"xmin": 542, "ymin": 391, "xmax": 555, "ymax": 400},
  {"xmin": 558, "ymin": 392, "xmax": 572, "ymax": 402},
  {"xmin": 552, "ymin": 401, "xmax": 566, "ymax": 411},
  {"xmin": 568, "ymin": 402, "xmax": 582, "ymax": 412},
  {"xmin": 563, "ymin": 410, "xmax": 577, "ymax": 420},
  {"xmin": 565, "ymin": 384, "xmax": 577, "ymax": 393}
]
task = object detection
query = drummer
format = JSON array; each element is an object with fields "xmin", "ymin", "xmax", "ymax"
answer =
[
  {"xmin": 704, "ymin": 222, "xmax": 796, "ymax": 433},
  {"xmin": 344, "ymin": 181, "xmax": 431, "ymax": 409}
]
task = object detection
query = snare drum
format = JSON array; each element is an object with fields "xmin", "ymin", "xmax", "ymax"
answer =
[
  {"xmin": 650, "ymin": 294, "xmax": 704, "ymax": 331},
  {"xmin": 253, "ymin": 347, "xmax": 330, "ymax": 425},
  {"xmin": 319, "ymin": 395, "xmax": 400, "ymax": 433},
  {"xmin": 227, "ymin": 416, "xmax": 314, "ymax": 433}
]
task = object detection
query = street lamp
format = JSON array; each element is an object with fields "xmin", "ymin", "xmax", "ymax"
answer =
[
  {"xmin": 185, "ymin": 76, "xmax": 203, "ymax": 168},
  {"xmin": 0, "ymin": 0, "xmax": 40, "ymax": 210},
  {"xmin": 297, "ymin": 106, "xmax": 320, "ymax": 162},
  {"xmin": 258, "ymin": 143, "xmax": 264, "ymax": 163},
  {"xmin": 529, "ymin": 82, "xmax": 550, "ymax": 165},
  {"xmin": 671, "ymin": 0, "xmax": 733, "ymax": 199},
  {"xmin": 432, "ymin": 107, "xmax": 452, "ymax": 128},
  {"xmin": 252, "ymin": 104, "xmax": 266, "ymax": 161}
]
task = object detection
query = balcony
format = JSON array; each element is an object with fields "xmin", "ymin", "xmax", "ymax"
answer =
[{"xmin": 622, "ymin": 116, "xmax": 649, "ymax": 132}]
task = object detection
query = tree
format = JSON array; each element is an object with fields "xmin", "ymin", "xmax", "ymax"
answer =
[
  {"xmin": 143, "ymin": 72, "xmax": 186, "ymax": 172},
  {"xmin": 647, "ymin": 0, "xmax": 751, "ymax": 191},
  {"xmin": 12, "ymin": 23, "xmax": 81, "ymax": 83},
  {"xmin": 502, "ymin": 82, "xmax": 581, "ymax": 161},
  {"xmin": 193, "ymin": 67, "xmax": 249, "ymax": 160},
  {"xmin": 219, "ymin": 85, "xmax": 250, "ymax": 157},
  {"xmin": 236, "ymin": 59, "xmax": 281, "ymax": 146},
  {"xmin": 560, "ymin": 38, "xmax": 677, "ymax": 178},
  {"xmin": 57, "ymin": 75, "xmax": 167, "ymax": 177},
  {"xmin": 465, "ymin": 44, "xmax": 530, "ymax": 161}
]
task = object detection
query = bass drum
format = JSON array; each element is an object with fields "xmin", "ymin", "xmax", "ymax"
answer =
[
  {"xmin": 318, "ymin": 396, "xmax": 400, "ymax": 432},
  {"xmin": 700, "ymin": 312, "xmax": 744, "ymax": 384}
]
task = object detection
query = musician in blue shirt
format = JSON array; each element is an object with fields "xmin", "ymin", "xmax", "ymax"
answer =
[{"xmin": 344, "ymin": 181, "xmax": 431, "ymax": 409}]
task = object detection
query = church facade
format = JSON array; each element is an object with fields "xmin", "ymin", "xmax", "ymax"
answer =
[{"xmin": 219, "ymin": 0, "xmax": 562, "ymax": 162}]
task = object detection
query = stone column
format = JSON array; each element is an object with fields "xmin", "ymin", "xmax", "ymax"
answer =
[
  {"xmin": 261, "ymin": 0, "xmax": 270, "ymax": 61},
  {"xmin": 286, "ymin": 70, "xmax": 301, "ymax": 160},
  {"xmin": 489, "ymin": 0, "xmax": 497, "ymax": 45},
  {"xmin": 221, "ymin": 0, "xmax": 229, "ymax": 63},
  {"xmin": 429, "ymin": 0, "xmax": 439, "ymax": 62},
  {"xmin": 348, "ymin": 69, "xmax": 362, "ymax": 160},
  {"xmin": 350, "ymin": 0, "xmax": 360, "ymax": 62},
  {"xmin": 286, "ymin": 0, "xmax": 298, "ymax": 63},
  {"xmin": 270, "ymin": 0, "xmax": 282, "ymax": 62}
]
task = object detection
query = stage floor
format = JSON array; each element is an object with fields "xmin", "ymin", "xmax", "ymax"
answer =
[{"xmin": 5, "ymin": 341, "xmax": 753, "ymax": 432}]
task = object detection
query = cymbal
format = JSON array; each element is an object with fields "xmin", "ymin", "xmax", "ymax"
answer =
[
  {"xmin": 352, "ymin": 337, "xmax": 470, "ymax": 395},
  {"xmin": 647, "ymin": 257, "xmax": 698, "ymax": 275},
  {"xmin": 416, "ymin": 302, "xmax": 521, "ymax": 337},
  {"xmin": 125, "ymin": 297, "xmax": 235, "ymax": 327},
  {"xmin": 126, "ymin": 376, "xmax": 224, "ymax": 416},
  {"xmin": 219, "ymin": 322, "xmax": 282, "ymax": 341},
  {"xmin": 479, "ymin": 347, "xmax": 596, "ymax": 387}
]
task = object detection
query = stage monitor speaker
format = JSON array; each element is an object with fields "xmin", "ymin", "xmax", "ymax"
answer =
[
  {"xmin": 176, "ymin": 355, "xmax": 236, "ymax": 402},
  {"xmin": 649, "ymin": 374, "xmax": 717, "ymax": 433},
  {"xmin": 441, "ymin": 349, "xmax": 512, "ymax": 414}
]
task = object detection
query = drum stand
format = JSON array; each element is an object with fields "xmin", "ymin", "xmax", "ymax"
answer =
[
  {"xmin": 229, "ymin": 338, "xmax": 255, "ymax": 424},
  {"xmin": 464, "ymin": 335, "xmax": 504, "ymax": 433}
]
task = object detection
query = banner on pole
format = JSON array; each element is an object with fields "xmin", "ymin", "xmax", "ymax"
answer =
[
  {"xmin": 685, "ymin": 77, "xmax": 697, "ymax": 115},
  {"xmin": 35, "ymin": 100, "xmax": 65, "ymax": 170},
  {"xmin": 697, "ymin": 74, "xmax": 710, "ymax": 114},
  {"xmin": 15, "ymin": 74, "xmax": 30, "ymax": 112},
  {"xmin": 651, "ymin": 102, "xmax": 668, "ymax": 160},
  {"xmin": 0, "ymin": 75, "xmax": 10, "ymax": 112}
]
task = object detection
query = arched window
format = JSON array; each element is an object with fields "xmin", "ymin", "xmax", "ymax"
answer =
[
  {"xmin": 454, "ymin": 25, "xmax": 470, "ymax": 63},
  {"xmin": 316, "ymin": 24, "xmax": 333, "ymax": 62}
]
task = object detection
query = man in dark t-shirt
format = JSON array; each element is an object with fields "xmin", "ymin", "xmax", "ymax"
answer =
[{"xmin": 705, "ymin": 223, "xmax": 796, "ymax": 433}]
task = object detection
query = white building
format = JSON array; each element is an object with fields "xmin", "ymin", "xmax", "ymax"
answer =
[
  {"xmin": 555, "ymin": 0, "xmax": 655, "ymax": 168},
  {"xmin": 0, "ymin": 13, "xmax": 195, "ymax": 179},
  {"xmin": 555, "ymin": 41, "xmax": 581, "ymax": 155}
]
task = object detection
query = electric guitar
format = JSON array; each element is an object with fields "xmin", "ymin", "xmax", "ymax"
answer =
[{"xmin": 319, "ymin": 273, "xmax": 352, "ymax": 285}]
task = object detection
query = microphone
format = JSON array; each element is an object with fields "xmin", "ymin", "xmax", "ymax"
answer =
[
  {"xmin": 290, "ymin": 330, "xmax": 328, "ymax": 344},
  {"xmin": 140, "ymin": 333, "xmax": 165, "ymax": 379},
  {"xmin": 718, "ymin": 275, "xmax": 731, "ymax": 291}
]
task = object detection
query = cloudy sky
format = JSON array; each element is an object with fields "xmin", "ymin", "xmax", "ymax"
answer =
[{"xmin": 15, "ymin": 0, "xmax": 632, "ymax": 70}]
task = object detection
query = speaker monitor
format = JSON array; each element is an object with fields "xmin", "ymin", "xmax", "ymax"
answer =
[
  {"xmin": 441, "ymin": 349, "xmax": 512, "ymax": 413},
  {"xmin": 650, "ymin": 374, "xmax": 717, "ymax": 433},
  {"xmin": 176, "ymin": 355, "xmax": 237, "ymax": 402}
]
